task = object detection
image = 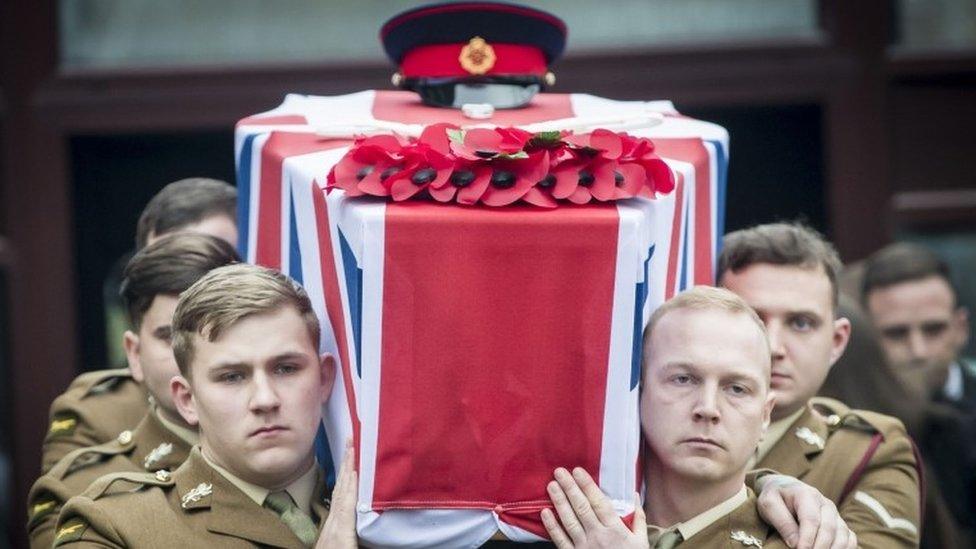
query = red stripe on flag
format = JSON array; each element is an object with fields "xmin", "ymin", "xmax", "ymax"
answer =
[
  {"xmin": 237, "ymin": 114, "xmax": 308, "ymax": 126},
  {"xmin": 665, "ymin": 174, "xmax": 685, "ymax": 300},
  {"xmin": 311, "ymin": 180, "xmax": 362, "ymax": 455},
  {"xmin": 371, "ymin": 90, "xmax": 574, "ymax": 125},
  {"xmin": 372, "ymin": 203, "xmax": 618, "ymax": 518},
  {"xmin": 255, "ymin": 132, "xmax": 348, "ymax": 268},
  {"xmin": 653, "ymin": 139, "xmax": 713, "ymax": 285}
]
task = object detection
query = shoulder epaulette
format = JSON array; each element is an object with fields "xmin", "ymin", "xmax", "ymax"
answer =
[
  {"xmin": 82, "ymin": 368, "xmax": 134, "ymax": 398},
  {"xmin": 56, "ymin": 431, "xmax": 137, "ymax": 476},
  {"xmin": 84, "ymin": 469, "xmax": 174, "ymax": 500}
]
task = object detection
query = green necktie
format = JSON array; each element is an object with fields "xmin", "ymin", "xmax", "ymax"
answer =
[{"xmin": 264, "ymin": 490, "xmax": 318, "ymax": 547}]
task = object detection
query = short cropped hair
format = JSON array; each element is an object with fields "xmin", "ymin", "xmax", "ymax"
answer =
[
  {"xmin": 645, "ymin": 285, "xmax": 768, "ymax": 349},
  {"xmin": 861, "ymin": 242, "xmax": 958, "ymax": 306},
  {"xmin": 120, "ymin": 233, "xmax": 240, "ymax": 330},
  {"xmin": 136, "ymin": 178, "xmax": 237, "ymax": 249},
  {"xmin": 718, "ymin": 222, "xmax": 843, "ymax": 310},
  {"xmin": 171, "ymin": 264, "xmax": 320, "ymax": 377}
]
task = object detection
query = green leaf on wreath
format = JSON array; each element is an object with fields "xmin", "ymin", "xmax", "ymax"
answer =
[{"xmin": 447, "ymin": 128, "xmax": 466, "ymax": 145}]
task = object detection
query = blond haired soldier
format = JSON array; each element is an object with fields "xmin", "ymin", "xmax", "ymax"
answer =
[
  {"xmin": 719, "ymin": 223, "xmax": 921, "ymax": 548},
  {"xmin": 53, "ymin": 264, "xmax": 357, "ymax": 548},
  {"xmin": 27, "ymin": 234, "xmax": 239, "ymax": 548},
  {"xmin": 42, "ymin": 178, "xmax": 238, "ymax": 472},
  {"xmin": 540, "ymin": 287, "xmax": 856, "ymax": 548}
]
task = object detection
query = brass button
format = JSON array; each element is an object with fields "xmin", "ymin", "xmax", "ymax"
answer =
[
  {"xmin": 827, "ymin": 414, "xmax": 841, "ymax": 427},
  {"xmin": 155, "ymin": 469, "xmax": 171, "ymax": 482},
  {"xmin": 117, "ymin": 430, "xmax": 133, "ymax": 444}
]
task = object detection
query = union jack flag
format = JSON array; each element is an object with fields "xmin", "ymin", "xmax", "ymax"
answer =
[{"xmin": 236, "ymin": 91, "xmax": 727, "ymax": 546}]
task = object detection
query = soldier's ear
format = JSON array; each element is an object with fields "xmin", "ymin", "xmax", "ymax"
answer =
[
  {"xmin": 123, "ymin": 330, "xmax": 145, "ymax": 383},
  {"xmin": 761, "ymin": 391, "xmax": 776, "ymax": 433},
  {"xmin": 171, "ymin": 375, "xmax": 199, "ymax": 426},
  {"xmin": 319, "ymin": 353, "xmax": 336, "ymax": 404},
  {"xmin": 827, "ymin": 316, "xmax": 852, "ymax": 368}
]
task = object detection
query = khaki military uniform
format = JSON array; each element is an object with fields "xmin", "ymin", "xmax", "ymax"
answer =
[
  {"xmin": 646, "ymin": 487, "xmax": 787, "ymax": 548},
  {"xmin": 54, "ymin": 448, "xmax": 330, "ymax": 548},
  {"xmin": 755, "ymin": 397, "xmax": 920, "ymax": 548},
  {"xmin": 28, "ymin": 410, "xmax": 194, "ymax": 548},
  {"xmin": 42, "ymin": 368, "xmax": 148, "ymax": 473}
]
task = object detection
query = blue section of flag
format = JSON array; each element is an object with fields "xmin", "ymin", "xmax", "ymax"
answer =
[
  {"xmin": 236, "ymin": 134, "xmax": 259, "ymax": 260},
  {"xmin": 288, "ymin": 186, "xmax": 303, "ymax": 285},
  {"xmin": 338, "ymin": 229, "xmax": 364, "ymax": 378},
  {"xmin": 631, "ymin": 245, "xmax": 655, "ymax": 390},
  {"xmin": 707, "ymin": 139, "xmax": 729, "ymax": 264},
  {"xmin": 315, "ymin": 423, "xmax": 336, "ymax": 486}
]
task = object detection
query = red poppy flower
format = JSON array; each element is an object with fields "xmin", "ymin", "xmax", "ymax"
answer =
[
  {"xmin": 480, "ymin": 150, "xmax": 550, "ymax": 207},
  {"xmin": 450, "ymin": 127, "xmax": 532, "ymax": 161},
  {"xmin": 388, "ymin": 141, "xmax": 455, "ymax": 201},
  {"xmin": 329, "ymin": 134, "xmax": 407, "ymax": 197},
  {"xmin": 619, "ymin": 135, "xmax": 675, "ymax": 196}
]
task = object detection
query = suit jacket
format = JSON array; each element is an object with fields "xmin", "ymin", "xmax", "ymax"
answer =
[
  {"xmin": 757, "ymin": 398, "xmax": 920, "ymax": 548},
  {"xmin": 42, "ymin": 368, "xmax": 149, "ymax": 473},
  {"xmin": 54, "ymin": 448, "xmax": 330, "ymax": 548},
  {"xmin": 28, "ymin": 410, "xmax": 192, "ymax": 548}
]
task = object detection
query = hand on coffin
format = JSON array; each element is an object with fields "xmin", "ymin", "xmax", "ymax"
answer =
[
  {"xmin": 755, "ymin": 474, "xmax": 857, "ymax": 549},
  {"xmin": 316, "ymin": 442, "xmax": 358, "ymax": 549},
  {"xmin": 540, "ymin": 467, "xmax": 649, "ymax": 549}
]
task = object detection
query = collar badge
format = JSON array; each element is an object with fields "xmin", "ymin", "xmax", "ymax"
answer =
[
  {"xmin": 731, "ymin": 530, "xmax": 763, "ymax": 547},
  {"xmin": 794, "ymin": 426, "xmax": 825, "ymax": 449},
  {"xmin": 181, "ymin": 482, "xmax": 212, "ymax": 508},
  {"xmin": 144, "ymin": 442, "xmax": 174, "ymax": 469}
]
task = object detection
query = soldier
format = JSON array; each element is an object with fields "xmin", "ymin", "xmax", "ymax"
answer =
[
  {"xmin": 27, "ymin": 233, "xmax": 239, "ymax": 548},
  {"xmin": 42, "ymin": 177, "xmax": 238, "ymax": 472},
  {"xmin": 718, "ymin": 223, "xmax": 921, "ymax": 547},
  {"xmin": 862, "ymin": 243, "xmax": 976, "ymax": 540},
  {"xmin": 540, "ymin": 287, "xmax": 856, "ymax": 548},
  {"xmin": 53, "ymin": 263, "xmax": 356, "ymax": 547}
]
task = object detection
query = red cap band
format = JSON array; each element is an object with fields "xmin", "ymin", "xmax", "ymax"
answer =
[{"xmin": 400, "ymin": 42, "xmax": 547, "ymax": 79}]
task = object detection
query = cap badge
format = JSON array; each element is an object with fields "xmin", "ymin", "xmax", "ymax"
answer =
[
  {"xmin": 794, "ymin": 426, "xmax": 825, "ymax": 450},
  {"xmin": 731, "ymin": 530, "xmax": 763, "ymax": 547},
  {"xmin": 181, "ymin": 482, "xmax": 213, "ymax": 508},
  {"xmin": 144, "ymin": 442, "xmax": 174, "ymax": 469},
  {"xmin": 459, "ymin": 36, "xmax": 496, "ymax": 75}
]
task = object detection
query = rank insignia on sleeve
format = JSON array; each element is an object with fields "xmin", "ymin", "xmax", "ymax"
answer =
[
  {"xmin": 794, "ymin": 426, "xmax": 825, "ymax": 450},
  {"xmin": 459, "ymin": 36, "xmax": 496, "ymax": 75},
  {"xmin": 48, "ymin": 413, "xmax": 78, "ymax": 438},
  {"xmin": 31, "ymin": 499, "xmax": 57, "ymax": 520},
  {"xmin": 144, "ymin": 442, "xmax": 174, "ymax": 469},
  {"xmin": 731, "ymin": 530, "xmax": 763, "ymax": 547},
  {"xmin": 181, "ymin": 482, "xmax": 213, "ymax": 508},
  {"xmin": 53, "ymin": 519, "xmax": 88, "ymax": 545}
]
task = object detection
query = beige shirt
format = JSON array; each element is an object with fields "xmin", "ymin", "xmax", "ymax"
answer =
[
  {"xmin": 201, "ymin": 451, "xmax": 318, "ymax": 515},
  {"xmin": 750, "ymin": 407, "xmax": 805, "ymax": 468},
  {"xmin": 647, "ymin": 485, "xmax": 748, "ymax": 540},
  {"xmin": 153, "ymin": 407, "xmax": 199, "ymax": 447}
]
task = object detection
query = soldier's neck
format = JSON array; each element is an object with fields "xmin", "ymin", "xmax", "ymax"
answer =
[{"xmin": 643, "ymin": 457, "xmax": 745, "ymax": 528}]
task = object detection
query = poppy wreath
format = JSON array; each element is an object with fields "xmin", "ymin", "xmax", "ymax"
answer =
[{"xmin": 326, "ymin": 123, "xmax": 675, "ymax": 207}]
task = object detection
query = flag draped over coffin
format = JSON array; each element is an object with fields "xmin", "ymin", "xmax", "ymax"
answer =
[{"xmin": 235, "ymin": 90, "xmax": 728, "ymax": 547}]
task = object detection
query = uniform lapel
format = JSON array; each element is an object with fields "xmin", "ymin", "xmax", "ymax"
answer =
[
  {"xmin": 207, "ymin": 471, "xmax": 303, "ymax": 549},
  {"xmin": 175, "ymin": 449, "xmax": 304, "ymax": 548},
  {"xmin": 131, "ymin": 412, "xmax": 192, "ymax": 471},
  {"xmin": 757, "ymin": 406, "xmax": 826, "ymax": 479}
]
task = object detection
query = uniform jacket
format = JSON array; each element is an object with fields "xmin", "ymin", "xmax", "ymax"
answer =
[
  {"xmin": 53, "ymin": 448, "xmax": 330, "ymax": 548},
  {"xmin": 28, "ymin": 410, "xmax": 192, "ymax": 548},
  {"xmin": 42, "ymin": 369, "xmax": 148, "ymax": 473},
  {"xmin": 647, "ymin": 488, "xmax": 786, "ymax": 548},
  {"xmin": 757, "ymin": 398, "xmax": 920, "ymax": 548}
]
